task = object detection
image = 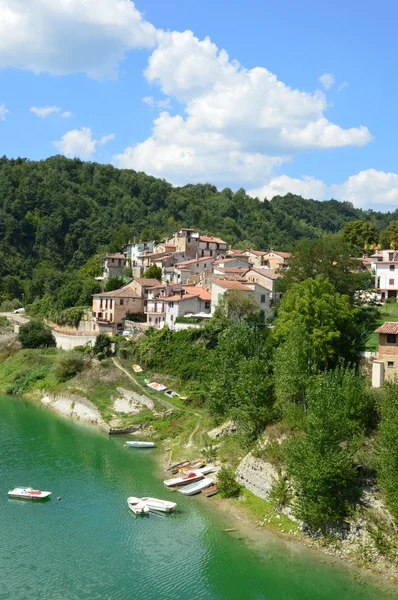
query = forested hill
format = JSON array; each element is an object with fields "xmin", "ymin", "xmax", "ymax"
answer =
[{"xmin": 1, "ymin": 154, "xmax": 397, "ymax": 279}]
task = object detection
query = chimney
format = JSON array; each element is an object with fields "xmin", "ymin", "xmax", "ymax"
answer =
[{"xmin": 180, "ymin": 289, "xmax": 184, "ymax": 298}]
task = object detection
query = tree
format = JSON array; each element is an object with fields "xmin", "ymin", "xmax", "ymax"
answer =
[
  {"xmin": 143, "ymin": 264, "xmax": 162, "ymax": 281},
  {"xmin": 274, "ymin": 276, "xmax": 365, "ymax": 369},
  {"xmin": 53, "ymin": 351, "xmax": 85, "ymax": 381},
  {"xmin": 93, "ymin": 333, "xmax": 111, "ymax": 356},
  {"xmin": 377, "ymin": 383, "xmax": 398, "ymax": 520},
  {"xmin": 216, "ymin": 290, "xmax": 258, "ymax": 322},
  {"xmin": 104, "ymin": 276, "xmax": 125, "ymax": 292},
  {"xmin": 217, "ymin": 466, "xmax": 242, "ymax": 498},
  {"xmin": 18, "ymin": 319, "xmax": 56, "ymax": 349},
  {"xmin": 342, "ymin": 221, "xmax": 379, "ymax": 251},
  {"xmin": 385, "ymin": 220, "xmax": 398, "ymax": 249}
]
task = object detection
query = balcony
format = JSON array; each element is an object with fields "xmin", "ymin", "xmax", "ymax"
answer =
[{"xmin": 145, "ymin": 302, "xmax": 165, "ymax": 315}]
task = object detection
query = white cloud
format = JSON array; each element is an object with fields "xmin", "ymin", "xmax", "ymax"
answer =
[
  {"xmin": 0, "ymin": 0, "xmax": 158, "ymax": 77},
  {"xmin": 0, "ymin": 103, "xmax": 9, "ymax": 121},
  {"xmin": 319, "ymin": 73, "xmax": 335, "ymax": 90},
  {"xmin": 99, "ymin": 133, "xmax": 115, "ymax": 144},
  {"xmin": 116, "ymin": 30, "xmax": 372, "ymax": 187},
  {"xmin": 338, "ymin": 82, "xmax": 349, "ymax": 92},
  {"xmin": 53, "ymin": 127, "xmax": 98, "ymax": 158},
  {"xmin": 142, "ymin": 96, "xmax": 171, "ymax": 109},
  {"xmin": 60, "ymin": 111, "xmax": 73, "ymax": 118},
  {"xmin": 30, "ymin": 105, "xmax": 60, "ymax": 117},
  {"xmin": 248, "ymin": 169, "xmax": 398, "ymax": 211}
]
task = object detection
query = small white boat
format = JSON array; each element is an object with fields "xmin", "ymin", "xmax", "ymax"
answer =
[
  {"xmin": 196, "ymin": 465, "xmax": 215, "ymax": 476},
  {"xmin": 8, "ymin": 486, "xmax": 51, "ymax": 500},
  {"xmin": 140, "ymin": 497, "xmax": 177, "ymax": 513},
  {"xmin": 126, "ymin": 441, "xmax": 155, "ymax": 448},
  {"xmin": 179, "ymin": 478, "xmax": 213, "ymax": 496},
  {"xmin": 164, "ymin": 470, "xmax": 205, "ymax": 488},
  {"xmin": 127, "ymin": 497, "xmax": 149, "ymax": 515}
]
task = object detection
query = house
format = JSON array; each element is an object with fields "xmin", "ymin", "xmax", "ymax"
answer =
[
  {"xmin": 371, "ymin": 249, "xmax": 398, "ymax": 302},
  {"xmin": 171, "ymin": 228, "xmax": 200, "ymax": 254},
  {"xmin": 92, "ymin": 282, "xmax": 143, "ymax": 331},
  {"xmin": 197, "ymin": 235, "xmax": 227, "ymax": 258},
  {"xmin": 244, "ymin": 268, "xmax": 282, "ymax": 302},
  {"xmin": 145, "ymin": 283, "xmax": 183, "ymax": 328},
  {"xmin": 176, "ymin": 255, "xmax": 215, "ymax": 276},
  {"xmin": 102, "ymin": 253, "xmax": 128, "ymax": 279},
  {"xmin": 372, "ymin": 322, "xmax": 398, "ymax": 386},
  {"xmin": 210, "ymin": 280, "xmax": 270, "ymax": 314},
  {"xmin": 242, "ymin": 249, "xmax": 268, "ymax": 268},
  {"xmin": 155, "ymin": 242, "xmax": 177, "ymax": 254},
  {"xmin": 162, "ymin": 287, "xmax": 212, "ymax": 329},
  {"xmin": 129, "ymin": 278, "xmax": 162, "ymax": 300},
  {"xmin": 262, "ymin": 250, "xmax": 291, "ymax": 269},
  {"xmin": 124, "ymin": 241, "xmax": 155, "ymax": 268}
]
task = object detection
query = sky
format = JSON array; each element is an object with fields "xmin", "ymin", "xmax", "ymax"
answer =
[{"xmin": 0, "ymin": 0, "xmax": 397, "ymax": 211}]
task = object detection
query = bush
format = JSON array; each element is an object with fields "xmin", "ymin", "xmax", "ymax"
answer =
[
  {"xmin": 269, "ymin": 468, "xmax": 292, "ymax": 508},
  {"xmin": 217, "ymin": 466, "xmax": 242, "ymax": 498},
  {"xmin": 18, "ymin": 320, "xmax": 56, "ymax": 349},
  {"xmin": 0, "ymin": 299, "xmax": 21, "ymax": 312},
  {"xmin": 93, "ymin": 333, "xmax": 111, "ymax": 356},
  {"xmin": 53, "ymin": 351, "xmax": 85, "ymax": 382}
]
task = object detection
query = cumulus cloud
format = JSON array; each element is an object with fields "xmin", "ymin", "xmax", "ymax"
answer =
[
  {"xmin": 0, "ymin": 0, "xmax": 157, "ymax": 77},
  {"xmin": 53, "ymin": 127, "xmax": 113, "ymax": 158},
  {"xmin": 142, "ymin": 96, "xmax": 171, "ymax": 109},
  {"xmin": 116, "ymin": 30, "xmax": 372, "ymax": 187},
  {"xmin": 60, "ymin": 111, "xmax": 73, "ymax": 118},
  {"xmin": 248, "ymin": 175, "xmax": 327, "ymax": 201},
  {"xmin": 0, "ymin": 103, "xmax": 9, "ymax": 120},
  {"xmin": 30, "ymin": 105, "xmax": 60, "ymax": 117},
  {"xmin": 338, "ymin": 82, "xmax": 349, "ymax": 92},
  {"xmin": 319, "ymin": 73, "xmax": 335, "ymax": 90}
]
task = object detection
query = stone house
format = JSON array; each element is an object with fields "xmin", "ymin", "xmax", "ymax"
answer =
[
  {"xmin": 92, "ymin": 283, "xmax": 143, "ymax": 331},
  {"xmin": 242, "ymin": 249, "xmax": 268, "ymax": 268},
  {"xmin": 244, "ymin": 268, "xmax": 282, "ymax": 302},
  {"xmin": 102, "ymin": 253, "xmax": 128, "ymax": 279},
  {"xmin": 261, "ymin": 250, "xmax": 291, "ymax": 270},
  {"xmin": 372, "ymin": 322, "xmax": 398, "ymax": 386},
  {"xmin": 210, "ymin": 279, "xmax": 270, "ymax": 314}
]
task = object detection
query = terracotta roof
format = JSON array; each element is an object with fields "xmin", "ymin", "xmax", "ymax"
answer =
[
  {"xmin": 93, "ymin": 283, "xmax": 140, "ymax": 298},
  {"xmin": 199, "ymin": 235, "xmax": 227, "ymax": 244},
  {"xmin": 133, "ymin": 278, "xmax": 162, "ymax": 287},
  {"xmin": 230, "ymin": 249, "xmax": 243, "ymax": 254},
  {"xmin": 244, "ymin": 249, "xmax": 267, "ymax": 256},
  {"xmin": 164, "ymin": 292, "xmax": 200, "ymax": 302},
  {"xmin": 249, "ymin": 268, "xmax": 281, "ymax": 280},
  {"xmin": 159, "ymin": 243, "xmax": 177, "ymax": 248},
  {"xmin": 373, "ymin": 261, "xmax": 398, "ymax": 265},
  {"xmin": 194, "ymin": 287, "xmax": 211, "ymax": 300},
  {"xmin": 213, "ymin": 280, "xmax": 253, "ymax": 291},
  {"xmin": 370, "ymin": 253, "xmax": 383, "ymax": 258},
  {"xmin": 105, "ymin": 253, "xmax": 126, "ymax": 259},
  {"xmin": 212, "ymin": 258, "xmax": 236, "ymax": 266},
  {"xmin": 137, "ymin": 251, "xmax": 171, "ymax": 259},
  {"xmin": 177, "ymin": 256, "xmax": 214, "ymax": 266},
  {"xmin": 220, "ymin": 267, "xmax": 249, "ymax": 273},
  {"xmin": 264, "ymin": 250, "xmax": 291, "ymax": 258},
  {"xmin": 374, "ymin": 322, "xmax": 398, "ymax": 334}
]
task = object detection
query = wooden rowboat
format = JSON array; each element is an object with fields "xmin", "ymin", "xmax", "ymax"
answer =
[{"xmin": 201, "ymin": 485, "xmax": 218, "ymax": 497}]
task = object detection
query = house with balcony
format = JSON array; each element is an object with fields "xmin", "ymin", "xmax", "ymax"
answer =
[
  {"xmin": 92, "ymin": 283, "xmax": 143, "ymax": 331},
  {"xmin": 197, "ymin": 235, "xmax": 227, "ymax": 258},
  {"xmin": 102, "ymin": 253, "xmax": 128, "ymax": 279},
  {"xmin": 261, "ymin": 250, "xmax": 291, "ymax": 269},
  {"xmin": 162, "ymin": 287, "xmax": 212, "ymax": 329},
  {"xmin": 145, "ymin": 283, "xmax": 183, "ymax": 328},
  {"xmin": 372, "ymin": 322, "xmax": 398, "ymax": 386},
  {"xmin": 371, "ymin": 249, "xmax": 398, "ymax": 302}
]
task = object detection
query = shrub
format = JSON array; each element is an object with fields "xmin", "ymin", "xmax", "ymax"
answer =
[
  {"xmin": 217, "ymin": 466, "xmax": 242, "ymax": 498},
  {"xmin": 18, "ymin": 320, "xmax": 56, "ymax": 349},
  {"xmin": 269, "ymin": 468, "xmax": 292, "ymax": 508},
  {"xmin": 53, "ymin": 351, "xmax": 85, "ymax": 381},
  {"xmin": 93, "ymin": 333, "xmax": 111, "ymax": 356},
  {"xmin": 0, "ymin": 299, "xmax": 21, "ymax": 312}
]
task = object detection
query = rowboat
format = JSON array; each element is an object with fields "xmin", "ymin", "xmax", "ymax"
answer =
[
  {"xmin": 166, "ymin": 460, "xmax": 192, "ymax": 473},
  {"xmin": 140, "ymin": 497, "xmax": 177, "ymax": 513},
  {"xmin": 179, "ymin": 478, "xmax": 213, "ymax": 496},
  {"xmin": 164, "ymin": 471, "xmax": 204, "ymax": 488},
  {"xmin": 180, "ymin": 460, "xmax": 205, "ymax": 471},
  {"xmin": 126, "ymin": 441, "xmax": 155, "ymax": 448},
  {"xmin": 195, "ymin": 465, "xmax": 215, "ymax": 476},
  {"xmin": 127, "ymin": 497, "xmax": 149, "ymax": 515},
  {"xmin": 8, "ymin": 486, "xmax": 51, "ymax": 500},
  {"xmin": 201, "ymin": 485, "xmax": 218, "ymax": 497},
  {"xmin": 147, "ymin": 382, "xmax": 167, "ymax": 392}
]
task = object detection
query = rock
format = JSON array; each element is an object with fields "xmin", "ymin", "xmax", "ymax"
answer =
[
  {"xmin": 235, "ymin": 453, "xmax": 278, "ymax": 500},
  {"xmin": 208, "ymin": 420, "xmax": 236, "ymax": 439},
  {"xmin": 112, "ymin": 387, "xmax": 154, "ymax": 412}
]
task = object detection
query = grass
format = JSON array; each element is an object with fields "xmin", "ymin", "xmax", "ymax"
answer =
[
  {"xmin": 237, "ymin": 488, "xmax": 300, "ymax": 535},
  {"xmin": 365, "ymin": 303, "xmax": 398, "ymax": 352}
]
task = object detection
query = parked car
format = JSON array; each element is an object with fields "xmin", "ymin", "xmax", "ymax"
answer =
[
  {"xmin": 122, "ymin": 330, "xmax": 132, "ymax": 336},
  {"xmin": 13, "ymin": 308, "xmax": 25, "ymax": 314},
  {"xmin": 164, "ymin": 390, "xmax": 180, "ymax": 398}
]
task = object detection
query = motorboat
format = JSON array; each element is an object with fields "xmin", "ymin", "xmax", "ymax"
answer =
[
  {"xmin": 196, "ymin": 465, "xmax": 215, "ymax": 476},
  {"xmin": 164, "ymin": 471, "xmax": 205, "ymax": 488},
  {"xmin": 127, "ymin": 497, "xmax": 149, "ymax": 515},
  {"xmin": 140, "ymin": 497, "xmax": 177, "ymax": 513},
  {"xmin": 126, "ymin": 441, "xmax": 155, "ymax": 448},
  {"xmin": 8, "ymin": 486, "xmax": 51, "ymax": 500},
  {"xmin": 179, "ymin": 478, "xmax": 213, "ymax": 496},
  {"xmin": 201, "ymin": 485, "xmax": 218, "ymax": 497}
]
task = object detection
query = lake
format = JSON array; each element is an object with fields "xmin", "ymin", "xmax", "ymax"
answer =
[{"xmin": 0, "ymin": 394, "xmax": 395, "ymax": 600}]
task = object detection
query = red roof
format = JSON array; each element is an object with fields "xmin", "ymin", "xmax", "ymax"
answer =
[
  {"xmin": 199, "ymin": 235, "xmax": 227, "ymax": 245},
  {"xmin": 105, "ymin": 253, "xmax": 126, "ymax": 260},
  {"xmin": 220, "ymin": 267, "xmax": 249, "ymax": 273},
  {"xmin": 164, "ymin": 292, "xmax": 200, "ymax": 302},
  {"xmin": 264, "ymin": 250, "xmax": 291, "ymax": 259},
  {"xmin": 374, "ymin": 322, "xmax": 398, "ymax": 334},
  {"xmin": 244, "ymin": 249, "xmax": 267, "ymax": 256},
  {"xmin": 177, "ymin": 256, "xmax": 214, "ymax": 266},
  {"xmin": 93, "ymin": 282, "xmax": 140, "ymax": 298},
  {"xmin": 213, "ymin": 280, "xmax": 253, "ymax": 291},
  {"xmin": 195, "ymin": 287, "xmax": 211, "ymax": 300}
]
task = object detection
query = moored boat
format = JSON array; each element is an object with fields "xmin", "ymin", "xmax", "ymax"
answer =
[
  {"xmin": 201, "ymin": 485, "xmax": 218, "ymax": 497},
  {"xmin": 164, "ymin": 470, "xmax": 204, "ymax": 488},
  {"xmin": 179, "ymin": 478, "xmax": 213, "ymax": 496},
  {"xmin": 127, "ymin": 497, "xmax": 149, "ymax": 515},
  {"xmin": 8, "ymin": 486, "xmax": 51, "ymax": 500},
  {"xmin": 140, "ymin": 497, "xmax": 177, "ymax": 513},
  {"xmin": 180, "ymin": 459, "xmax": 205, "ymax": 471},
  {"xmin": 167, "ymin": 460, "xmax": 191, "ymax": 473},
  {"xmin": 126, "ymin": 441, "xmax": 155, "ymax": 448}
]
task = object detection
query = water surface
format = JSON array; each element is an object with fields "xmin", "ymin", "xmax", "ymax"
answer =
[{"xmin": 0, "ymin": 394, "xmax": 394, "ymax": 600}]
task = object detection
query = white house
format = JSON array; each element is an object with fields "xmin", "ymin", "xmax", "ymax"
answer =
[
  {"xmin": 244, "ymin": 268, "xmax": 282, "ymax": 302},
  {"xmin": 163, "ymin": 287, "xmax": 212, "ymax": 328},
  {"xmin": 210, "ymin": 279, "xmax": 270, "ymax": 313},
  {"xmin": 371, "ymin": 249, "xmax": 398, "ymax": 302}
]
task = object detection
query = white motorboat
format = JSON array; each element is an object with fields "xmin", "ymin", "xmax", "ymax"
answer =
[
  {"xmin": 8, "ymin": 486, "xmax": 51, "ymax": 500},
  {"xmin": 164, "ymin": 470, "xmax": 205, "ymax": 488},
  {"xmin": 126, "ymin": 441, "xmax": 155, "ymax": 448},
  {"xmin": 179, "ymin": 478, "xmax": 213, "ymax": 496},
  {"xmin": 196, "ymin": 465, "xmax": 215, "ymax": 476},
  {"xmin": 127, "ymin": 497, "xmax": 149, "ymax": 515},
  {"xmin": 140, "ymin": 497, "xmax": 177, "ymax": 513}
]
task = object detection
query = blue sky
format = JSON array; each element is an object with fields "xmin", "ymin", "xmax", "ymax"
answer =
[{"xmin": 0, "ymin": 0, "xmax": 397, "ymax": 210}]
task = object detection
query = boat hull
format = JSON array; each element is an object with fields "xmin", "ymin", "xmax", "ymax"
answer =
[
  {"xmin": 126, "ymin": 441, "xmax": 155, "ymax": 448},
  {"xmin": 179, "ymin": 478, "xmax": 213, "ymax": 496},
  {"xmin": 8, "ymin": 487, "xmax": 51, "ymax": 500},
  {"xmin": 164, "ymin": 471, "xmax": 204, "ymax": 488},
  {"xmin": 202, "ymin": 485, "xmax": 218, "ymax": 497},
  {"xmin": 140, "ymin": 497, "xmax": 177, "ymax": 513},
  {"xmin": 127, "ymin": 497, "xmax": 150, "ymax": 515}
]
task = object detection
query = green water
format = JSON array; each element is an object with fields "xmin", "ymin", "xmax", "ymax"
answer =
[{"xmin": 0, "ymin": 395, "xmax": 395, "ymax": 600}]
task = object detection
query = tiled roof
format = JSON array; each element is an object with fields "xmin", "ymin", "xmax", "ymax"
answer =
[
  {"xmin": 213, "ymin": 280, "xmax": 253, "ymax": 291},
  {"xmin": 178, "ymin": 256, "xmax": 214, "ymax": 266},
  {"xmin": 212, "ymin": 258, "xmax": 236, "ymax": 266},
  {"xmin": 164, "ymin": 292, "xmax": 200, "ymax": 302},
  {"xmin": 374, "ymin": 322, "xmax": 398, "ymax": 334},
  {"xmin": 105, "ymin": 253, "xmax": 126, "ymax": 259},
  {"xmin": 199, "ymin": 235, "xmax": 227, "ymax": 244},
  {"xmin": 133, "ymin": 278, "xmax": 162, "ymax": 287},
  {"xmin": 264, "ymin": 250, "xmax": 291, "ymax": 258},
  {"xmin": 194, "ymin": 287, "xmax": 211, "ymax": 300},
  {"xmin": 220, "ymin": 267, "xmax": 249, "ymax": 273},
  {"xmin": 244, "ymin": 249, "xmax": 267, "ymax": 256},
  {"xmin": 93, "ymin": 283, "xmax": 140, "ymax": 298},
  {"xmin": 250, "ymin": 268, "xmax": 281, "ymax": 280}
]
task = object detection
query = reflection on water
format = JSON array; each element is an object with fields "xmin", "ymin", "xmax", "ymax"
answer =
[{"xmin": 0, "ymin": 394, "xmax": 395, "ymax": 600}]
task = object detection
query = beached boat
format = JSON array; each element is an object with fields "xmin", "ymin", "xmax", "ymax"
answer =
[
  {"xmin": 8, "ymin": 486, "xmax": 51, "ymax": 500},
  {"xmin": 196, "ymin": 465, "xmax": 215, "ymax": 476},
  {"xmin": 179, "ymin": 478, "xmax": 213, "ymax": 496},
  {"xmin": 127, "ymin": 497, "xmax": 149, "ymax": 515},
  {"xmin": 164, "ymin": 471, "xmax": 204, "ymax": 488},
  {"xmin": 167, "ymin": 460, "xmax": 192, "ymax": 473},
  {"xmin": 180, "ymin": 459, "xmax": 205, "ymax": 470},
  {"xmin": 132, "ymin": 364, "xmax": 143, "ymax": 373},
  {"xmin": 201, "ymin": 485, "xmax": 218, "ymax": 497},
  {"xmin": 147, "ymin": 382, "xmax": 167, "ymax": 392},
  {"xmin": 140, "ymin": 497, "xmax": 177, "ymax": 513},
  {"xmin": 126, "ymin": 441, "xmax": 155, "ymax": 448}
]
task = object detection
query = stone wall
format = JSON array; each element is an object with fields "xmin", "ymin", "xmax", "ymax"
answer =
[{"xmin": 235, "ymin": 453, "xmax": 278, "ymax": 501}]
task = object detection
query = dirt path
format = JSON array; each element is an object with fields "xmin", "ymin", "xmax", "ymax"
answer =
[
  {"xmin": 111, "ymin": 358, "xmax": 177, "ymax": 412},
  {"xmin": 186, "ymin": 413, "xmax": 202, "ymax": 448}
]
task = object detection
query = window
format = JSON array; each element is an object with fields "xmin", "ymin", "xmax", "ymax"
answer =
[
  {"xmin": 100, "ymin": 299, "xmax": 103, "ymax": 309},
  {"xmin": 109, "ymin": 299, "xmax": 113, "ymax": 309},
  {"xmin": 204, "ymin": 301, "xmax": 210, "ymax": 309},
  {"xmin": 218, "ymin": 293, "xmax": 223, "ymax": 303},
  {"xmin": 261, "ymin": 294, "xmax": 266, "ymax": 303},
  {"xmin": 105, "ymin": 299, "xmax": 108, "ymax": 309},
  {"xmin": 387, "ymin": 334, "xmax": 397, "ymax": 344},
  {"xmin": 389, "ymin": 253, "xmax": 394, "ymax": 261},
  {"xmin": 120, "ymin": 299, "xmax": 124, "ymax": 306},
  {"xmin": 390, "ymin": 264, "xmax": 395, "ymax": 271},
  {"xmin": 109, "ymin": 313, "xmax": 112, "ymax": 321},
  {"xmin": 388, "ymin": 361, "xmax": 395, "ymax": 368},
  {"xmin": 390, "ymin": 279, "xmax": 394, "ymax": 285},
  {"xmin": 118, "ymin": 259, "xmax": 121, "ymax": 266}
]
